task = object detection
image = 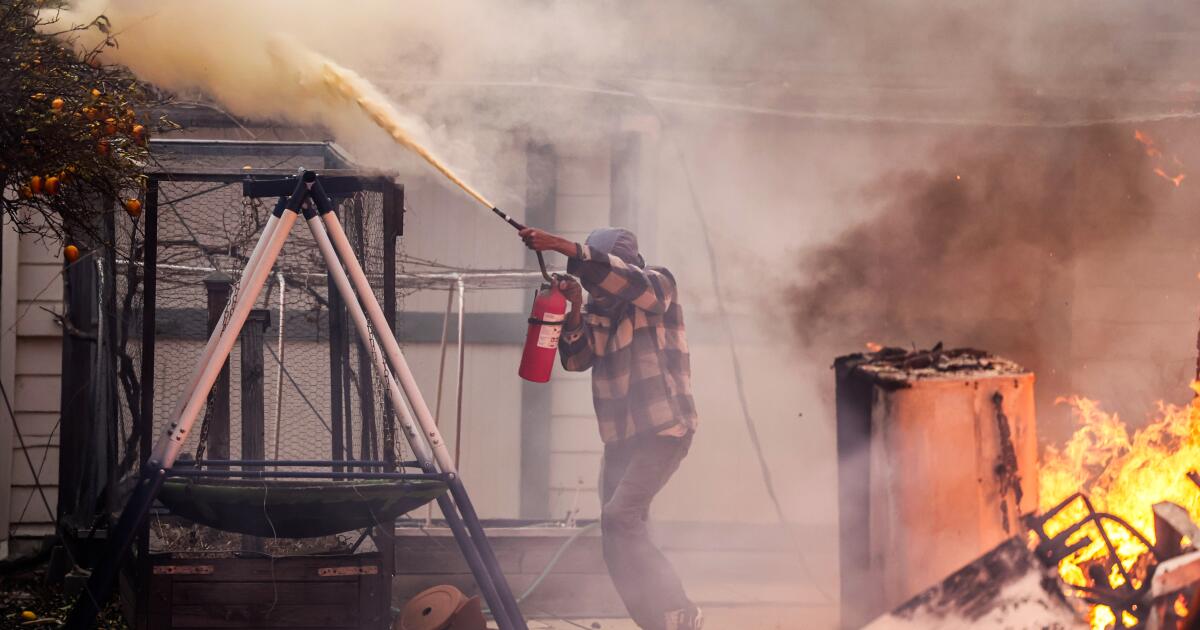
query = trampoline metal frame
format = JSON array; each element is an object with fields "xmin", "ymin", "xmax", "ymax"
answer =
[{"xmin": 65, "ymin": 171, "xmax": 528, "ymax": 630}]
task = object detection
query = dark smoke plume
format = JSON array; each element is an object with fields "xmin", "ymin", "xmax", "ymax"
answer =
[{"xmin": 788, "ymin": 123, "xmax": 1153, "ymax": 367}]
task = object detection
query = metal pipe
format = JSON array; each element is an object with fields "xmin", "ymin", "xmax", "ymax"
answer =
[
  {"xmin": 272, "ymin": 271, "xmax": 286, "ymax": 462},
  {"xmin": 454, "ymin": 277, "xmax": 466, "ymax": 467},
  {"xmin": 151, "ymin": 210, "xmax": 296, "ymax": 467},
  {"xmin": 433, "ymin": 282, "xmax": 455, "ymax": 426},
  {"xmin": 428, "ymin": 282, "xmax": 455, "ymax": 528}
]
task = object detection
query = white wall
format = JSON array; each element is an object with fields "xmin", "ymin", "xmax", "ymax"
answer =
[{"xmin": 1, "ymin": 218, "xmax": 65, "ymax": 557}]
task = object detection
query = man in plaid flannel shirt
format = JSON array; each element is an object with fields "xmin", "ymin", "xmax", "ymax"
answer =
[{"xmin": 521, "ymin": 226, "xmax": 701, "ymax": 630}]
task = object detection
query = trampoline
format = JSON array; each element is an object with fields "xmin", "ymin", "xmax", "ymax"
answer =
[{"xmin": 158, "ymin": 474, "xmax": 449, "ymax": 538}]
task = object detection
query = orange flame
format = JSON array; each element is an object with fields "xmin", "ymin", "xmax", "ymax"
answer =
[{"xmin": 1039, "ymin": 385, "xmax": 1200, "ymax": 629}]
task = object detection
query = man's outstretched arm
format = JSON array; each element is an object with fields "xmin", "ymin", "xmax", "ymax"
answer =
[{"xmin": 519, "ymin": 228, "xmax": 675, "ymax": 314}]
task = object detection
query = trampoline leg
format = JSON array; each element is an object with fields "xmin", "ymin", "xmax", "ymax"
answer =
[
  {"xmin": 63, "ymin": 466, "xmax": 167, "ymax": 630},
  {"xmin": 304, "ymin": 213, "xmax": 516, "ymax": 628},
  {"xmin": 447, "ymin": 476, "xmax": 528, "ymax": 626},
  {"xmin": 320, "ymin": 210, "xmax": 529, "ymax": 630},
  {"xmin": 435, "ymin": 492, "xmax": 515, "ymax": 628}
]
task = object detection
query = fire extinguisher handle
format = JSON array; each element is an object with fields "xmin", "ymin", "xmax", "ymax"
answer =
[{"xmin": 535, "ymin": 251, "xmax": 553, "ymax": 283}]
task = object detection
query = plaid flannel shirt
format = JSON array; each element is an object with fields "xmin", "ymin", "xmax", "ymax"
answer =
[{"xmin": 559, "ymin": 244, "xmax": 698, "ymax": 443}]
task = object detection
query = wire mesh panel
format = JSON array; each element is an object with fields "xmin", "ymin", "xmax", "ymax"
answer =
[{"xmin": 112, "ymin": 141, "xmax": 404, "ymax": 485}]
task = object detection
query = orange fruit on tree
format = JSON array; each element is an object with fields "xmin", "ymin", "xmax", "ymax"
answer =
[
  {"xmin": 123, "ymin": 198, "xmax": 142, "ymax": 217},
  {"xmin": 30, "ymin": 175, "xmax": 43, "ymax": 194},
  {"xmin": 90, "ymin": 88, "xmax": 101, "ymax": 99},
  {"xmin": 51, "ymin": 97, "xmax": 64, "ymax": 111},
  {"xmin": 44, "ymin": 176, "xmax": 59, "ymax": 195},
  {"xmin": 63, "ymin": 245, "xmax": 80, "ymax": 263},
  {"xmin": 104, "ymin": 118, "xmax": 117, "ymax": 135},
  {"xmin": 131, "ymin": 124, "xmax": 145, "ymax": 139},
  {"xmin": 96, "ymin": 140, "xmax": 110, "ymax": 156}
]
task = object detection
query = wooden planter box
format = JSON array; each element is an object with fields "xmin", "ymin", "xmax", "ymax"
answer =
[{"xmin": 120, "ymin": 552, "xmax": 389, "ymax": 629}]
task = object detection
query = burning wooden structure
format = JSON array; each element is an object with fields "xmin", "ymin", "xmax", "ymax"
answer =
[
  {"xmin": 837, "ymin": 345, "xmax": 1200, "ymax": 629},
  {"xmin": 835, "ymin": 347, "xmax": 1039, "ymax": 627},
  {"xmin": 862, "ymin": 482, "xmax": 1200, "ymax": 629}
]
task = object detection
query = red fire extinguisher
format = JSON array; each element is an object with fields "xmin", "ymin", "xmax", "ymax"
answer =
[
  {"xmin": 488, "ymin": 209, "xmax": 570, "ymax": 382},
  {"xmin": 519, "ymin": 279, "xmax": 567, "ymax": 382}
]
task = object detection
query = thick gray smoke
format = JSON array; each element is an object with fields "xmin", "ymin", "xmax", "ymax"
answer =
[{"xmin": 788, "ymin": 124, "xmax": 1152, "ymax": 356}]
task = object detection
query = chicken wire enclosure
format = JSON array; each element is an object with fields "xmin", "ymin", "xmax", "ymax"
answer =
[{"xmin": 114, "ymin": 140, "xmax": 406, "ymax": 482}]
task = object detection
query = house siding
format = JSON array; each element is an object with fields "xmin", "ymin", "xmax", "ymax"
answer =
[{"xmin": 2, "ymin": 221, "xmax": 64, "ymax": 557}]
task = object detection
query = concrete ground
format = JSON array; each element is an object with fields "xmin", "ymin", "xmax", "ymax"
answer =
[
  {"xmin": 515, "ymin": 542, "xmax": 841, "ymax": 630},
  {"xmin": 527, "ymin": 604, "xmax": 838, "ymax": 629}
]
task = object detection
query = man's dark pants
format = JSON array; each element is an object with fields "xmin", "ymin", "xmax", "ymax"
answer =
[{"xmin": 600, "ymin": 431, "xmax": 695, "ymax": 629}]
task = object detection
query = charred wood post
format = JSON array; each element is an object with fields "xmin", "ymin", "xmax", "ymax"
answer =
[
  {"xmin": 239, "ymin": 308, "xmax": 270, "ymax": 554},
  {"xmin": 328, "ymin": 270, "xmax": 346, "ymax": 472},
  {"xmin": 240, "ymin": 309, "xmax": 271, "ymax": 470},
  {"xmin": 380, "ymin": 182, "xmax": 403, "ymax": 468},
  {"xmin": 203, "ymin": 271, "xmax": 233, "ymax": 469},
  {"xmin": 135, "ymin": 181, "xmax": 158, "ymax": 629},
  {"xmin": 350, "ymin": 198, "xmax": 377, "ymax": 467}
]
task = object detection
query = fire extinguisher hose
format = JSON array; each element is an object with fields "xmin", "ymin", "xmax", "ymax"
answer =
[{"xmin": 490, "ymin": 207, "xmax": 554, "ymax": 283}]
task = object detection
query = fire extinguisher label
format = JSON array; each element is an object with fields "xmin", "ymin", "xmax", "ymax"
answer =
[{"xmin": 537, "ymin": 312, "xmax": 565, "ymax": 349}]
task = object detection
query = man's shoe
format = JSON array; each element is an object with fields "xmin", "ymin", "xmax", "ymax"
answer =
[{"xmin": 665, "ymin": 607, "xmax": 704, "ymax": 630}]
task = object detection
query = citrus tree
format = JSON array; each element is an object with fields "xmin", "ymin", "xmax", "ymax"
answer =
[{"xmin": 1, "ymin": 0, "xmax": 168, "ymax": 250}]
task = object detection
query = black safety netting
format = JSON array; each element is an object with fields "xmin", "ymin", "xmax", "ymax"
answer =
[{"xmin": 101, "ymin": 143, "xmax": 407, "ymax": 552}]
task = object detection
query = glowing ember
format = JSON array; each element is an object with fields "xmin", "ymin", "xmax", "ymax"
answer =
[
  {"xmin": 1134, "ymin": 130, "xmax": 1186, "ymax": 188},
  {"xmin": 1039, "ymin": 385, "xmax": 1200, "ymax": 629},
  {"xmin": 1154, "ymin": 167, "xmax": 1185, "ymax": 188}
]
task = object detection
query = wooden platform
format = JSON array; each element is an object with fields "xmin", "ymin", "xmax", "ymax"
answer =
[{"xmin": 120, "ymin": 551, "xmax": 390, "ymax": 629}]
